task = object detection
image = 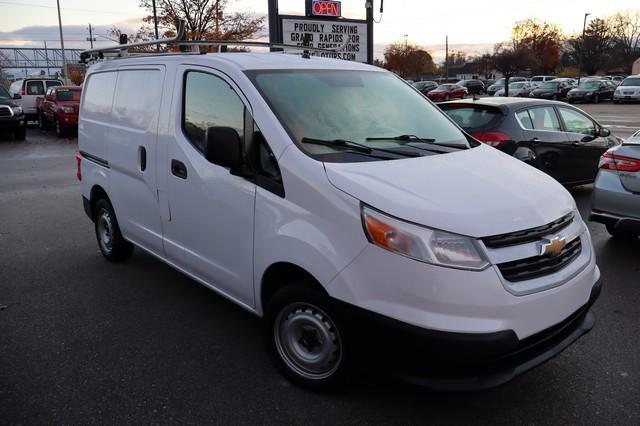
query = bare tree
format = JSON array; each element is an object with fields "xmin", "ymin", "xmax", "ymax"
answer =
[{"xmin": 491, "ymin": 45, "xmax": 536, "ymax": 96}]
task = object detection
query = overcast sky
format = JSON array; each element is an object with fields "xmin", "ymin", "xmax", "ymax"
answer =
[{"xmin": 1, "ymin": 0, "xmax": 638, "ymax": 61}]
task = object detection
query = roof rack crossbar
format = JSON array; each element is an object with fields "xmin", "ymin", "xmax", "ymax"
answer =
[{"xmin": 80, "ymin": 20, "xmax": 343, "ymax": 64}]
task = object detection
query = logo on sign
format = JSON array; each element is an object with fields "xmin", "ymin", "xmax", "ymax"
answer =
[{"xmin": 312, "ymin": 0, "xmax": 341, "ymax": 17}]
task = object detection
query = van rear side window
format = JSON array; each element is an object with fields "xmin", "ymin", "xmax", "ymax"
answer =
[
  {"xmin": 83, "ymin": 72, "xmax": 117, "ymax": 120},
  {"xmin": 112, "ymin": 69, "xmax": 163, "ymax": 130}
]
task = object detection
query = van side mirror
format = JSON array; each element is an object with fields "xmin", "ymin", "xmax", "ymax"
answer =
[
  {"xmin": 204, "ymin": 126, "xmax": 243, "ymax": 169},
  {"xmin": 13, "ymin": 93, "xmax": 21, "ymax": 100},
  {"xmin": 598, "ymin": 127, "xmax": 611, "ymax": 137}
]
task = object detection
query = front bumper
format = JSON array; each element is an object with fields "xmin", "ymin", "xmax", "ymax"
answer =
[
  {"xmin": 0, "ymin": 115, "xmax": 27, "ymax": 132},
  {"xmin": 613, "ymin": 93, "xmax": 640, "ymax": 102},
  {"xmin": 333, "ymin": 279, "xmax": 600, "ymax": 390},
  {"xmin": 58, "ymin": 114, "xmax": 78, "ymax": 127}
]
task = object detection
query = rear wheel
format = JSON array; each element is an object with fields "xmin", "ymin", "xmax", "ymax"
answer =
[
  {"xmin": 39, "ymin": 114, "xmax": 47, "ymax": 130},
  {"xmin": 593, "ymin": 94, "xmax": 600, "ymax": 104},
  {"xmin": 265, "ymin": 282, "xmax": 347, "ymax": 390},
  {"xmin": 606, "ymin": 223, "xmax": 639, "ymax": 239},
  {"xmin": 94, "ymin": 198, "xmax": 134, "ymax": 262},
  {"xmin": 552, "ymin": 94, "xmax": 558, "ymax": 100}
]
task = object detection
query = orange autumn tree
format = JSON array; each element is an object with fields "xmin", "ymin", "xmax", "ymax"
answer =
[
  {"xmin": 383, "ymin": 42, "xmax": 437, "ymax": 80},
  {"xmin": 511, "ymin": 18, "xmax": 563, "ymax": 74}
]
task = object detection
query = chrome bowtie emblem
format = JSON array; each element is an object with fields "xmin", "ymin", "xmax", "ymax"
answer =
[{"xmin": 538, "ymin": 235, "xmax": 567, "ymax": 257}]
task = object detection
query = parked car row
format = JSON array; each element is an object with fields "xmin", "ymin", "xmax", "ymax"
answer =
[{"xmin": 1, "ymin": 77, "xmax": 82, "ymax": 140}]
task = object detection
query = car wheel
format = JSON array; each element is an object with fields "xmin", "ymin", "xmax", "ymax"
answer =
[
  {"xmin": 552, "ymin": 94, "xmax": 558, "ymax": 100},
  {"xmin": 265, "ymin": 282, "xmax": 347, "ymax": 391},
  {"xmin": 14, "ymin": 127, "xmax": 26, "ymax": 140},
  {"xmin": 39, "ymin": 114, "xmax": 47, "ymax": 130},
  {"xmin": 613, "ymin": 100, "xmax": 619, "ymax": 104},
  {"xmin": 594, "ymin": 94, "xmax": 599, "ymax": 104},
  {"xmin": 444, "ymin": 94, "xmax": 450, "ymax": 101},
  {"xmin": 606, "ymin": 223, "xmax": 639, "ymax": 240},
  {"xmin": 55, "ymin": 119, "xmax": 65, "ymax": 138},
  {"xmin": 94, "ymin": 198, "xmax": 134, "ymax": 262}
]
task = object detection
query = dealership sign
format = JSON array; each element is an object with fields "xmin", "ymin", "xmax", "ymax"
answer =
[
  {"xmin": 280, "ymin": 16, "xmax": 367, "ymax": 62},
  {"xmin": 311, "ymin": 1, "xmax": 341, "ymax": 17}
]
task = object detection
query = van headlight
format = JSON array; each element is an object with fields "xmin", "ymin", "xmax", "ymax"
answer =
[{"xmin": 361, "ymin": 205, "xmax": 489, "ymax": 270}]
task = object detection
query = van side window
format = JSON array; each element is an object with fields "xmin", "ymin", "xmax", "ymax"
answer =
[
  {"xmin": 183, "ymin": 71, "xmax": 245, "ymax": 153},
  {"xmin": 83, "ymin": 72, "xmax": 118, "ymax": 120},
  {"xmin": 112, "ymin": 69, "xmax": 163, "ymax": 131}
]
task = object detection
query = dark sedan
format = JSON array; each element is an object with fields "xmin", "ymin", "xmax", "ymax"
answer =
[
  {"xmin": 439, "ymin": 97, "xmax": 620, "ymax": 186},
  {"xmin": 457, "ymin": 79, "xmax": 485, "ymax": 94},
  {"xmin": 412, "ymin": 80, "xmax": 438, "ymax": 95},
  {"xmin": 529, "ymin": 80, "xmax": 574, "ymax": 100},
  {"xmin": 567, "ymin": 80, "xmax": 615, "ymax": 103}
]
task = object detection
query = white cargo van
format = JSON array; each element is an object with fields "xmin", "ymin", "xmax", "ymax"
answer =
[{"xmin": 78, "ymin": 48, "xmax": 601, "ymax": 390}]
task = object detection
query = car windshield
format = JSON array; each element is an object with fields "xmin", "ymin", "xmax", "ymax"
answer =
[
  {"xmin": 493, "ymin": 79, "xmax": 505, "ymax": 86},
  {"xmin": 248, "ymin": 70, "xmax": 470, "ymax": 161},
  {"xmin": 0, "ymin": 86, "xmax": 10, "ymax": 100},
  {"xmin": 509, "ymin": 82, "xmax": 525, "ymax": 88},
  {"xmin": 540, "ymin": 82, "xmax": 559, "ymax": 89},
  {"xmin": 56, "ymin": 89, "xmax": 81, "ymax": 101},
  {"xmin": 620, "ymin": 78, "xmax": 640, "ymax": 87},
  {"xmin": 437, "ymin": 84, "xmax": 454, "ymax": 90},
  {"xmin": 578, "ymin": 81, "xmax": 601, "ymax": 89}
]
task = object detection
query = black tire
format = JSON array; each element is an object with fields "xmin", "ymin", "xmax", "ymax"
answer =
[
  {"xmin": 593, "ymin": 94, "xmax": 599, "ymax": 104},
  {"xmin": 14, "ymin": 127, "xmax": 26, "ymax": 140},
  {"xmin": 552, "ymin": 94, "xmax": 558, "ymax": 100},
  {"xmin": 264, "ymin": 282, "xmax": 347, "ymax": 391},
  {"xmin": 93, "ymin": 198, "xmax": 134, "ymax": 262},
  {"xmin": 55, "ymin": 118, "xmax": 65, "ymax": 138},
  {"xmin": 606, "ymin": 223, "xmax": 639, "ymax": 240},
  {"xmin": 39, "ymin": 114, "xmax": 47, "ymax": 130},
  {"xmin": 613, "ymin": 100, "xmax": 619, "ymax": 104}
]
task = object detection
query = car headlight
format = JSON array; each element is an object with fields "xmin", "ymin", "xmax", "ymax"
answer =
[
  {"xmin": 61, "ymin": 106, "xmax": 75, "ymax": 114},
  {"xmin": 586, "ymin": 91, "xmax": 594, "ymax": 96},
  {"xmin": 11, "ymin": 106, "xmax": 23, "ymax": 115},
  {"xmin": 361, "ymin": 205, "xmax": 489, "ymax": 270}
]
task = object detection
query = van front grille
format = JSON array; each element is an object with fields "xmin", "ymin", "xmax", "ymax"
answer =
[
  {"xmin": 497, "ymin": 237, "xmax": 582, "ymax": 282},
  {"xmin": 482, "ymin": 213, "xmax": 574, "ymax": 249}
]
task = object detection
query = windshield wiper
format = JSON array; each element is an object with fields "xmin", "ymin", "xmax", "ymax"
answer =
[
  {"xmin": 300, "ymin": 137, "xmax": 421, "ymax": 158},
  {"xmin": 366, "ymin": 134, "xmax": 466, "ymax": 151}
]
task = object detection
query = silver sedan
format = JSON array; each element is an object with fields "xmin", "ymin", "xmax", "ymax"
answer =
[{"xmin": 590, "ymin": 129, "xmax": 640, "ymax": 239}]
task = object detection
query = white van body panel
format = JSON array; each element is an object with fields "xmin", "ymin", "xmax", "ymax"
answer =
[
  {"xmin": 10, "ymin": 78, "xmax": 63, "ymax": 115},
  {"xmin": 324, "ymin": 144, "xmax": 576, "ymax": 238}
]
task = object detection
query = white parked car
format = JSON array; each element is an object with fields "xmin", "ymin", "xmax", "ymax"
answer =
[
  {"xmin": 613, "ymin": 75, "xmax": 640, "ymax": 103},
  {"xmin": 9, "ymin": 78, "xmax": 63, "ymax": 120},
  {"xmin": 77, "ymin": 49, "xmax": 601, "ymax": 390},
  {"xmin": 529, "ymin": 75, "xmax": 557, "ymax": 88},
  {"xmin": 494, "ymin": 81, "xmax": 534, "ymax": 97}
]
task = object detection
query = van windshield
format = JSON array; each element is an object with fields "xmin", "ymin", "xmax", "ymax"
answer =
[{"xmin": 247, "ymin": 70, "xmax": 470, "ymax": 161}]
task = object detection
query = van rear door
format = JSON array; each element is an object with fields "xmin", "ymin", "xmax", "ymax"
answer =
[{"xmin": 107, "ymin": 67, "xmax": 166, "ymax": 254}]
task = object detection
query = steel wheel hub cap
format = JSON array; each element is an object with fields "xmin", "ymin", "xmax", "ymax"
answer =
[
  {"xmin": 274, "ymin": 303, "xmax": 342, "ymax": 379},
  {"xmin": 97, "ymin": 210, "xmax": 114, "ymax": 252}
]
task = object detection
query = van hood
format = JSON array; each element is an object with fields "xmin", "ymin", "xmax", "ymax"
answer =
[{"xmin": 323, "ymin": 144, "xmax": 576, "ymax": 238}]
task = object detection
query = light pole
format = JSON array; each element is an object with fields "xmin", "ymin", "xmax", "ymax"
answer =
[
  {"xmin": 56, "ymin": 0, "xmax": 67, "ymax": 83},
  {"xmin": 578, "ymin": 12, "xmax": 590, "ymax": 85}
]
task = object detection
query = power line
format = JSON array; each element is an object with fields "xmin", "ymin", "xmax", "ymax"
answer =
[{"xmin": 0, "ymin": 1, "xmax": 143, "ymax": 16}]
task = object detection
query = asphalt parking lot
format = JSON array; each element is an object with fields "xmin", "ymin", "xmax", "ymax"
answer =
[{"xmin": 1, "ymin": 104, "xmax": 639, "ymax": 424}]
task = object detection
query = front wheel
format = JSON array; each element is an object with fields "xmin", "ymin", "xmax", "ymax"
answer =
[
  {"xmin": 593, "ymin": 94, "xmax": 600, "ymax": 104},
  {"xmin": 94, "ymin": 198, "xmax": 134, "ymax": 262},
  {"xmin": 55, "ymin": 118, "xmax": 65, "ymax": 138},
  {"xmin": 606, "ymin": 223, "xmax": 639, "ymax": 240},
  {"xmin": 265, "ymin": 283, "xmax": 347, "ymax": 391}
]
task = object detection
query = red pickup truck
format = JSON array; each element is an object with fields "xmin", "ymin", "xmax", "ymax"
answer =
[{"xmin": 37, "ymin": 86, "xmax": 81, "ymax": 137}]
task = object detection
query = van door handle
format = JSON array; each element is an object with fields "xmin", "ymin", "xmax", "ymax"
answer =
[
  {"xmin": 139, "ymin": 146, "xmax": 147, "ymax": 171},
  {"xmin": 530, "ymin": 138, "xmax": 540, "ymax": 144},
  {"xmin": 171, "ymin": 159, "xmax": 187, "ymax": 179}
]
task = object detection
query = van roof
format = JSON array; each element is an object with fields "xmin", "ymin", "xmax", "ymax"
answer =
[{"xmin": 88, "ymin": 52, "xmax": 381, "ymax": 72}]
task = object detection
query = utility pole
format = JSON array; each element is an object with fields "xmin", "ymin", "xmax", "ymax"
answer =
[
  {"xmin": 44, "ymin": 41, "xmax": 51, "ymax": 76},
  {"xmin": 151, "ymin": 0, "xmax": 159, "ymax": 51},
  {"xmin": 445, "ymin": 35, "xmax": 449, "ymax": 81},
  {"xmin": 578, "ymin": 12, "xmax": 590, "ymax": 85},
  {"xmin": 56, "ymin": 0, "xmax": 67, "ymax": 83},
  {"xmin": 365, "ymin": 0, "xmax": 373, "ymax": 65},
  {"xmin": 86, "ymin": 23, "xmax": 95, "ymax": 49}
]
